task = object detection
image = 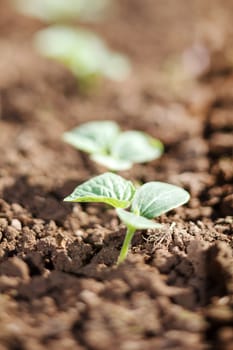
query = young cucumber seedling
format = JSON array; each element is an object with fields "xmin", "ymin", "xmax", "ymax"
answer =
[
  {"xmin": 64, "ymin": 172, "xmax": 190, "ymax": 264},
  {"xmin": 63, "ymin": 120, "xmax": 164, "ymax": 171},
  {"xmin": 14, "ymin": 0, "xmax": 111, "ymax": 23},
  {"xmin": 34, "ymin": 26, "xmax": 131, "ymax": 91}
]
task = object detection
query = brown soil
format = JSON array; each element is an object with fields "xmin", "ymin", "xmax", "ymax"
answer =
[{"xmin": 0, "ymin": 0, "xmax": 233, "ymax": 349}]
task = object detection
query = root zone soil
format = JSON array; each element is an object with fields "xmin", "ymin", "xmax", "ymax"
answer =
[{"xmin": 0, "ymin": 1, "xmax": 233, "ymax": 349}]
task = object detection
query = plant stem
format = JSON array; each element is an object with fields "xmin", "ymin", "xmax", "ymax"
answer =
[{"xmin": 117, "ymin": 226, "xmax": 136, "ymax": 265}]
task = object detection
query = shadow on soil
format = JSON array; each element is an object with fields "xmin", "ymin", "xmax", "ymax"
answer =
[{"xmin": 2, "ymin": 175, "xmax": 75, "ymax": 223}]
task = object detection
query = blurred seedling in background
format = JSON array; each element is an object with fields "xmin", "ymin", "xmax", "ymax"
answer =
[
  {"xmin": 34, "ymin": 26, "xmax": 131, "ymax": 91},
  {"xmin": 63, "ymin": 120, "xmax": 164, "ymax": 171},
  {"xmin": 13, "ymin": 0, "xmax": 112, "ymax": 22},
  {"xmin": 64, "ymin": 172, "xmax": 190, "ymax": 264}
]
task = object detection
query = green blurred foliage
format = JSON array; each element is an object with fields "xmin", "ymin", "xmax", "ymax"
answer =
[
  {"xmin": 13, "ymin": 0, "xmax": 112, "ymax": 22},
  {"xmin": 34, "ymin": 26, "xmax": 131, "ymax": 91}
]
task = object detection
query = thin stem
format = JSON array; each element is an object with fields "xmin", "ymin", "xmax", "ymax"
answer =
[{"xmin": 117, "ymin": 226, "xmax": 136, "ymax": 265}]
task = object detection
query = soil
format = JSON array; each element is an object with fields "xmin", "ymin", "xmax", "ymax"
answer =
[{"xmin": 0, "ymin": 0, "xmax": 233, "ymax": 349}]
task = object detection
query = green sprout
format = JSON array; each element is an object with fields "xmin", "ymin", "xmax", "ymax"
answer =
[
  {"xmin": 64, "ymin": 172, "xmax": 190, "ymax": 264},
  {"xmin": 13, "ymin": 0, "xmax": 111, "ymax": 22},
  {"xmin": 63, "ymin": 121, "xmax": 164, "ymax": 171},
  {"xmin": 34, "ymin": 26, "xmax": 131, "ymax": 91}
]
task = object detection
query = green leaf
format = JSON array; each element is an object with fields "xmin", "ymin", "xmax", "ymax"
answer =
[
  {"xmin": 116, "ymin": 209, "xmax": 163, "ymax": 230},
  {"xmin": 91, "ymin": 154, "xmax": 132, "ymax": 171},
  {"xmin": 132, "ymin": 182, "xmax": 190, "ymax": 219},
  {"xmin": 112, "ymin": 131, "xmax": 164, "ymax": 163},
  {"xmin": 34, "ymin": 26, "xmax": 131, "ymax": 87},
  {"xmin": 63, "ymin": 120, "xmax": 120, "ymax": 154},
  {"xmin": 14, "ymin": 0, "xmax": 111, "ymax": 22},
  {"xmin": 103, "ymin": 52, "xmax": 132, "ymax": 81},
  {"xmin": 64, "ymin": 172, "xmax": 136, "ymax": 208}
]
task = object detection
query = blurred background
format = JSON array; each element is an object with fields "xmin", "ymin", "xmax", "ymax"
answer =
[
  {"xmin": 1, "ymin": 0, "xmax": 233, "ymax": 90},
  {"xmin": 0, "ymin": 0, "xmax": 233, "ymax": 188},
  {"xmin": 0, "ymin": 0, "xmax": 233, "ymax": 98},
  {"xmin": 0, "ymin": 0, "xmax": 232, "ymax": 181}
]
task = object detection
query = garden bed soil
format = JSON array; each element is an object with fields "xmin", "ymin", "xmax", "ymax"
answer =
[{"xmin": 0, "ymin": 0, "xmax": 233, "ymax": 349}]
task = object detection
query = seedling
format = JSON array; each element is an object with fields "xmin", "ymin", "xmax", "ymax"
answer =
[
  {"xmin": 13, "ymin": 0, "xmax": 111, "ymax": 22},
  {"xmin": 63, "ymin": 120, "xmax": 164, "ymax": 171},
  {"xmin": 34, "ymin": 26, "xmax": 131, "ymax": 90},
  {"xmin": 64, "ymin": 172, "xmax": 190, "ymax": 264}
]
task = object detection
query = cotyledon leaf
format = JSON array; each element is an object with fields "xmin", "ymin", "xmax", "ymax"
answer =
[
  {"xmin": 132, "ymin": 182, "xmax": 190, "ymax": 219},
  {"xmin": 112, "ymin": 131, "xmax": 164, "ymax": 163},
  {"xmin": 63, "ymin": 120, "xmax": 120, "ymax": 154},
  {"xmin": 64, "ymin": 172, "xmax": 136, "ymax": 208},
  {"xmin": 35, "ymin": 26, "xmax": 131, "ymax": 86},
  {"xmin": 91, "ymin": 154, "xmax": 132, "ymax": 171},
  {"xmin": 116, "ymin": 209, "xmax": 163, "ymax": 230},
  {"xmin": 13, "ymin": 0, "xmax": 111, "ymax": 22}
]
